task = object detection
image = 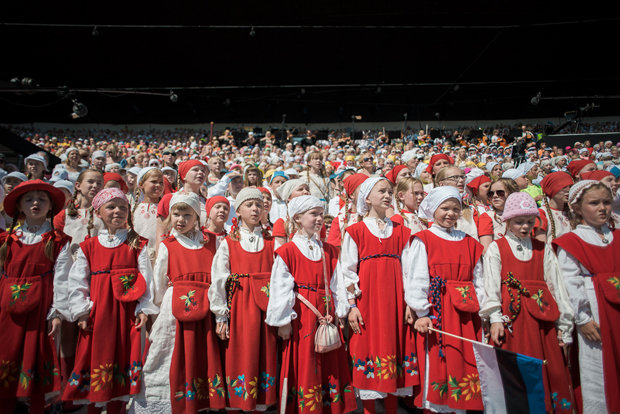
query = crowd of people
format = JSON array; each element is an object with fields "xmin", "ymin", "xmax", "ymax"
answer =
[{"xmin": 0, "ymin": 121, "xmax": 619, "ymax": 414}]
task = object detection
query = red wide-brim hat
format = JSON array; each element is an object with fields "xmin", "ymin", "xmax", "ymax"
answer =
[{"xmin": 3, "ymin": 179, "xmax": 66, "ymax": 218}]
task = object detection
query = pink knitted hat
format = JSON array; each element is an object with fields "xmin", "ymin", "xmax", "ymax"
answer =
[{"xmin": 501, "ymin": 192, "xmax": 539, "ymax": 222}]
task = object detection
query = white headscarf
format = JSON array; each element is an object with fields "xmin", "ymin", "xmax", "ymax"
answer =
[
  {"xmin": 356, "ymin": 176, "xmax": 389, "ymax": 216},
  {"xmin": 287, "ymin": 195, "xmax": 324, "ymax": 218},
  {"xmin": 418, "ymin": 186, "xmax": 462, "ymax": 220},
  {"xmin": 170, "ymin": 192, "xmax": 201, "ymax": 218}
]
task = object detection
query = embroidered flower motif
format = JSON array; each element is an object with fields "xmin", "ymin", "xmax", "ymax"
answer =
[
  {"xmin": 608, "ymin": 276, "xmax": 620, "ymax": 296},
  {"xmin": 431, "ymin": 380, "xmax": 449, "ymax": 399},
  {"xmin": 119, "ymin": 274, "xmax": 136, "ymax": 293},
  {"xmin": 455, "ymin": 285, "xmax": 473, "ymax": 304},
  {"xmin": 303, "ymin": 384, "xmax": 323, "ymax": 411},
  {"xmin": 259, "ymin": 371, "xmax": 275, "ymax": 390},
  {"xmin": 530, "ymin": 289, "xmax": 549, "ymax": 312},
  {"xmin": 69, "ymin": 372, "xmax": 80, "ymax": 386},
  {"xmin": 91, "ymin": 363, "xmax": 114, "ymax": 392},
  {"xmin": 209, "ymin": 374, "xmax": 225, "ymax": 398},
  {"xmin": 260, "ymin": 283, "xmax": 270, "ymax": 298},
  {"xmin": 18, "ymin": 369, "xmax": 33, "ymax": 390},
  {"xmin": 9, "ymin": 282, "xmax": 32, "ymax": 305},
  {"xmin": 402, "ymin": 353, "xmax": 419, "ymax": 376},
  {"xmin": 447, "ymin": 373, "xmax": 481, "ymax": 401},
  {"xmin": 180, "ymin": 290, "xmax": 197, "ymax": 310}
]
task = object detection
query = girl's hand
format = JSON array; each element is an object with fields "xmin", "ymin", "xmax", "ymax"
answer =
[
  {"xmin": 348, "ymin": 307, "xmax": 364, "ymax": 334},
  {"xmin": 414, "ymin": 316, "xmax": 432, "ymax": 333},
  {"xmin": 578, "ymin": 320, "xmax": 601, "ymax": 343},
  {"xmin": 336, "ymin": 317, "xmax": 346, "ymax": 328},
  {"xmin": 405, "ymin": 306, "xmax": 415, "ymax": 325},
  {"xmin": 77, "ymin": 315, "xmax": 92, "ymax": 332},
  {"xmin": 490, "ymin": 322, "xmax": 505, "ymax": 346},
  {"xmin": 216, "ymin": 322, "xmax": 230, "ymax": 340},
  {"xmin": 482, "ymin": 320, "xmax": 491, "ymax": 342},
  {"xmin": 135, "ymin": 312, "xmax": 148, "ymax": 330},
  {"xmin": 48, "ymin": 317, "xmax": 61, "ymax": 337},
  {"xmin": 278, "ymin": 323, "xmax": 292, "ymax": 340}
]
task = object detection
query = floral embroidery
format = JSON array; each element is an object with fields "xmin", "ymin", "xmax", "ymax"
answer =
[
  {"xmin": 91, "ymin": 363, "xmax": 114, "ymax": 392},
  {"xmin": 432, "ymin": 374, "xmax": 481, "ymax": 402},
  {"xmin": 67, "ymin": 370, "xmax": 90, "ymax": 393},
  {"xmin": 119, "ymin": 274, "xmax": 136, "ymax": 293},
  {"xmin": 530, "ymin": 289, "xmax": 549, "ymax": 312},
  {"xmin": 260, "ymin": 283, "xmax": 270, "ymax": 298},
  {"xmin": 227, "ymin": 374, "xmax": 258, "ymax": 400},
  {"xmin": 608, "ymin": 276, "xmax": 620, "ymax": 297},
  {"xmin": 175, "ymin": 378, "xmax": 209, "ymax": 401},
  {"xmin": 352, "ymin": 354, "xmax": 406, "ymax": 380},
  {"xmin": 401, "ymin": 353, "xmax": 419, "ymax": 376},
  {"xmin": 19, "ymin": 369, "xmax": 33, "ymax": 390},
  {"xmin": 431, "ymin": 380, "xmax": 449, "ymax": 399},
  {"xmin": 129, "ymin": 361, "xmax": 142, "ymax": 387},
  {"xmin": 9, "ymin": 282, "xmax": 32, "ymax": 305},
  {"xmin": 209, "ymin": 374, "xmax": 225, "ymax": 398},
  {"xmin": 552, "ymin": 392, "xmax": 572, "ymax": 411},
  {"xmin": 180, "ymin": 290, "xmax": 197, "ymax": 310},
  {"xmin": 455, "ymin": 285, "xmax": 474, "ymax": 304},
  {"xmin": 259, "ymin": 371, "xmax": 275, "ymax": 390}
]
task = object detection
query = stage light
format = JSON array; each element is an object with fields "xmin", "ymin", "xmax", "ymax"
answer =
[
  {"xmin": 169, "ymin": 90, "xmax": 178, "ymax": 102},
  {"xmin": 249, "ymin": 26, "xmax": 256, "ymax": 37},
  {"xmin": 92, "ymin": 26, "xmax": 99, "ymax": 37},
  {"xmin": 71, "ymin": 99, "xmax": 88, "ymax": 119},
  {"xmin": 531, "ymin": 92, "xmax": 541, "ymax": 105}
]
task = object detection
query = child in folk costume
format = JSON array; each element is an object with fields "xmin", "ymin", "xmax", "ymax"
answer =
[
  {"xmin": 132, "ymin": 167, "xmax": 165, "ymax": 263},
  {"xmin": 326, "ymin": 173, "xmax": 368, "ymax": 247},
  {"xmin": 553, "ymin": 180, "xmax": 620, "ymax": 413},
  {"xmin": 258, "ymin": 187, "xmax": 274, "ymax": 236},
  {"xmin": 64, "ymin": 188, "xmax": 158, "ymax": 413},
  {"xmin": 0, "ymin": 180, "xmax": 72, "ymax": 413},
  {"xmin": 134, "ymin": 193, "xmax": 225, "ymax": 414},
  {"xmin": 273, "ymin": 179, "xmax": 312, "ymax": 247},
  {"xmin": 477, "ymin": 178, "xmax": 519, "ymax": 252},
  {"xmin": 266, "ymin": 195, "xmax": 357, "ymax": 414},
  {"xmin": 481, "ymin": 192, "xmax": 574, "ymax": 413},
  {"xmin": 336, "ymin": 177, "xmax": 418, "ymax": 414},
  {"xmin": 204, "ymin": 196, "xmax": 230, "ymax": 249},
  {"xmin": 534, "ymin": 171, "xmax": 574, "ymax": 242},
  {"xmin": 581, "ymin": 169, "xmax": 620, "ymax": 228},
  {"xmin": 209, "ymin": 187, "xmax": 278, "ymax": 412},
  {"xmin": 405, "ymin": 186, "xmax": 485, "ymax": 412},
  {"xmin": 391, "ymin": 177, "xmax": 427, "ymax": 234}
]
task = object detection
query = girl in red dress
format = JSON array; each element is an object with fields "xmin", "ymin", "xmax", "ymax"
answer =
[
  {"xmin": 136, "ymin": 192, "xmax": 225, "ymax": 414},
  {"xmin": 266, "ymin": 195, "xmax": 357, "ymax": 414},
  {"xmin": 391, "ymin": 177, "xmax": 427, "ymax": 234},
  {"xmin": 481, "ymin": 192, "xmax": 574, "ymax": 413},
  {"xmin": 534, "ymin": 171, "xmax": 574, "ymax": 243},
  {"xmin": 406, "ymin": 186, "xmax": 485, "ymax": 412},
  {"xmin": 553, "ymin": 180, "xmax": 619, "ymax": 413},
  {"xmin": 272, "ymin": 179, "xmax": 312, "ymax": 247},
  {"xmin": 336, "ymin": 177, "xmax": 418, "ymax": 414},
  {"xmin": 209, "ymin": 187, "xmax": 278, "ymax": 412},
  {"xmin": 326, "ymin": 173, "xmax": 368, "ymax": 248},
  {"xmin": 64, "ymin": 188, "xmax": 158, "ymax": 413},
  {"xmin": 0, "ymin": 180, "xmax": 72, "ymax": 413},
  {"xmin": 204, "ymin": 196, "xmax": 230, "ymax": 249},
  {"xmin": 131, "ymin": 167, "xmax": 165, "ymax": 264}
]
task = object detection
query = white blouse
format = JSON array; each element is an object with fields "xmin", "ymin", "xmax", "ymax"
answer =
[
  {"xmin": 556, "ymin": 224, "xmax": 614, "ymax": 326},
  {"xmin": 265, "ymin": 232, "xmax": 340, "ymax": 327},
  {"xmin": 404, "ymin": 224, "xmax": 485, "ymax": 318},
  {"xmin": 15, "ymin": 221, "xmax": 73, "ymax": 321},
  {"xmin": 209, "ymin": 226, "xmax": 266, "ymax": 322},
  {"xmin": 67, "ymin": 228, "xmax": 159, "ymax": 321},
  {"xmin": 152, "ymin": 228, "xmax": 205, "ymax": 307},
  {"xmin": 133, "ymin": 202, "xmax": 159, "ymax": 260},
  {"xmin": 480, "ymin": 232, "xmax": 574, "ymax": 343}
]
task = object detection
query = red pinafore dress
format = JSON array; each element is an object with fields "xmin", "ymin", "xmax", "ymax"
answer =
[
  {"xmin": 275, "ymin": 242, "xmax": 357, "ymax": 414},
  {"xmin": 0, "ymin": 230, "xmax": 68, "ymax": 412},
  {"xmin": 224, "ymin": 236, "xmax": 278, "ymax": 411},
  {"xmin": 414, "ymin": 230, "xmax": 484, "ymax": 411},
  {"xmin": 497, "ymin": 237, "xmax": 573, "ymax": 413},
  {"xmin": 63, "ymin": 236, "xmax": 148, "ymax": 403},
  {"xmin": 553, "ymin": 231, "xmax": 620, "ymax": 414},
  {"xmin": 345, "ymin": 221, "xmax": 419, "ymax": 395},
  {"xmin": 164, "ymin": 234, "xmax": 226, "ymax": 413}
]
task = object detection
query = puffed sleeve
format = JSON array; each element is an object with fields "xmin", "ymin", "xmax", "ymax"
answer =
[
  {"xmin": 480, "ymin": 241, "xmax": 504, "ymax": 324},
  {"xmin": 207, "ymin": 175, "xmax": 231, "ymax": 198},
  {"xmin": 209, "ymin": 238, "xmax": 231, "ymax": 323},
  {"xmin": 49, "ymin": 241, "xmax": 73, "ymax": 321},
  {"xmin": 336, "ymin": 231, "xmax": 361, "ymax": 299},
  {"xmin": 152, "ymin": 242, "xmax": 170, "ymax": 307},
  {"xmin": 404, "ymin": 237, "xmax": 431, "ymax": 317},
  {"xmin": 265, "ymin": 255, "xmax": 297, "ymax": 327},
  {"xmin": 557, "ymin": 246, "xmax": 593, "ymax": 326},
  {"xmin": 544, "ymin": 244, "xmax": 574, "ymax": 343},
  {"xmin": 136, "ymin": 245, "xmax": 159, "ymax": 316},
  {"xmin": 331, "ymin": 264, "xmax": 349, "ymax": 319},
  {"xmin": 68, "ymin": 247, "xmax": 93, "ymax": 321},
  {"xmin": 472, "ymin": 257, "xmax": 485, "ymax": 311}
]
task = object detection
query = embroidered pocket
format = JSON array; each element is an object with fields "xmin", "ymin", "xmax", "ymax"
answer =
[
  {"xmin": 249, "ymin": 272, "xmax": 272, "ymax": 312},
  {"xmin": 521, "ymin": 281, "xmax": 560, "ymax": 322},
  {"xmin": 445, "ymin": 280, "xmax": 480, "ymax": 313},
  {"xmin": 109, "ymin": 268, "xmax": 146, "ymax": 302},
  {"xmin": 1, "ymin": 275, "xmax": 42, "ymax": 315},
  {"xmin": 596, "ymin": 273, "xmax": 620, "ymax": 305},
  {"xmin": 171, "ymin": 280, "xmax": 210, "ymax": 322}
]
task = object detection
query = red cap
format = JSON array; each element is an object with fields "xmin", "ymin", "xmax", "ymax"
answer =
[
  {"xmin": 178, "ymin": 160, "xmax": 205, "ymax": 181},
  {"xmin": 566, "ymin": 160, "xmax": 595, "ymax": 178},
  {"xmin": 342, "ymin": 173, "xmax": 368, "ymax": 196},
  {"xmin": 3, "ymin": 179, "xmax": 65, "ymax": 218},
  {"xmin": 466, "ymin": 175, "xmax": 491, "ymax": 195},
  {"xmin": 540, "ymin": 171, "xmax": 574, "ymax": 199},
  {"xmin": 384, "ymin": 165, "xmax": 408, "ymax": 185},
  {"xmin": 206, "ymin": 195, "xmax": 230, "ymax": 216},
  {"xmin": 426, "ymin": 154, "xmax": 454, "ymax": 174},
  {"xmin": 103, "ymin": 172, "xmax": 128, "ymax": 193},
  {"xmin": 580, "ymin": 170, "xmax": 614, "ymax": 181}
]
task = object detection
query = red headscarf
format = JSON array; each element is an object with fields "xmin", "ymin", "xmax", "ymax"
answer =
[
  {"xmin": 566, "ymin": 159, "xmax": 595, "ymax": 178},
  {"xmin": 258, "ymin": 187, "xmax": 272, "ymax": 199},
  {"xmin": 206, "ymin": 195, "xmax": 230, "ymax": 216},
  {"xmin": 426, "ymin": 154, "xmax": 454, "ymax": 174},
  {"xmin": 103, "ymin": 172, "xmax": 128, "ymax": 193},
  {"xmin": 580, "ymin": 170, "xmax": 614, "ymax": 181},
  {"xmin": 466, "ymin": 175, "xmax": 491, "ymax": 196},
  {"xmin": 540, "ymin": 171, "xmax": 574, "ymax": 199},
  {"xmin": 178, "ymin": 160, "xmax": 205, "ymax": 181},
  {"xmin": 342, "ymin": 173, "xmax": 368, "ymax": 196},
  {"xmin": 384, "ymin": 165, "xmax": 408, "ymax": 185}
]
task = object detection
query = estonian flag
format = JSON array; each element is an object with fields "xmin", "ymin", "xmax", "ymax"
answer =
[{"xmin": 472, "ymin": 342, "xmax": 545, "ymax": 414}]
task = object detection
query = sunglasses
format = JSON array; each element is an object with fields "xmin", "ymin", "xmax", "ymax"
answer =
[
  {"xmin": 488, "ymin": 190, "xmax": 506, "ymax": 197},
  {"xmin": 362, "ymin": 157, "xmax": 373, "ymax": 162}
]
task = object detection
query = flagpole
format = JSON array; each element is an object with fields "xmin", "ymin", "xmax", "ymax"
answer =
[{"xmin": 428, "ymin": 327, "xmax": 547, "ymax": 365}]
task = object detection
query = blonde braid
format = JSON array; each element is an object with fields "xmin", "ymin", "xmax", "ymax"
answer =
[
  {"xmin": 0, "ymin": 214, "xmax": 19, "ymax": 269},
  {"xmin": 126, "ymin": 208, "xmax": 140, "ymax": 250},
  {"xmin": 543, "ymin": 196, "xmax": 557, "ymax": 240},
  {"xmin": 44, "ymin": 214, "xmax": 56, "ymax": 262}
]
